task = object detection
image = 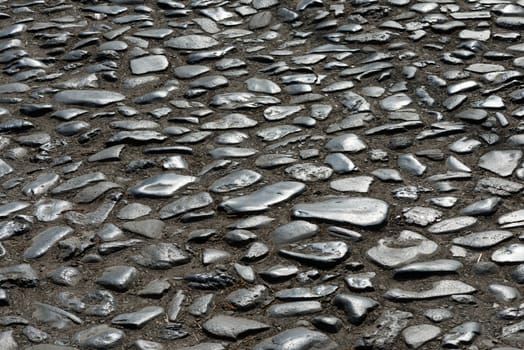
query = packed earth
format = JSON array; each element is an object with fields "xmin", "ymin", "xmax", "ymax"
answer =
[{"xmin": 2, "ymin": 0, "xmax": 524, "ymax": 349}]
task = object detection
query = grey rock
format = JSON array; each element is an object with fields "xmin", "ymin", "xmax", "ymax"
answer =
[
  {"xmin": 73, "ymin": 182, "xmax": 122, "ymax": 204},
  {"xmin": 496, "ymin": 16, "xmax": 524, "ymax": 29},
  {"xmin": 499, "ymin": 209, "xmax": 524, "ymax": 228},
  {"xmin": 96, "ymin": 266, "xmax": 137, "ymax": 292},
  {"xmin": 324, "ymin": 153, "xmax": 357, "ymax": 173},
  {"xmin": 161, "ymin": 191, "xmax": 213, "ymax": 218},
  {"xmin": 479, "ymin": 150, "xmax": 522, "ymax": 177},
  {"xmin": 452, "ymin": 230, "xmax": 513, "ymax": 249},
  {"xmin": 424, "ymin": 308, "xmax": 453, "ymax": 323},
  {"xmin": 0, "ymin": 264, "xmax": 39, "ymax": 287},
  {"xmin": 427, "ymin": 216, "xmax": 477, "ymax": 234},
  {"xmin": 122, "ymin": 219, "xmax": 165, "ymax": 239},
  {"xmin": 268, "ymin": 301, "xmax": 322, "ymax": 317},
  {"xmin": 356, "ymin": 309, "xmax": 412, "ymax": 350},
  {"xmin": 133, "ymin": 340, "xmax": 165, "ymax": 350},
  {"xmin": 177, "ymin": 344, "xmax": 225, "ymax": 350},
  {"xmin": 189, "ymin": 293, "xmax": 214, "ymax": 317},
  {"xmin": 380, "ymin": 93, "xmax": 412, "ymax": 111},
  {"xmin": 385, "ymin": 280, "xmax": 476, "ymax": 301},
  {"xmin": 334, "ymin": 293, "xmax": 379, "ymax": 324},
  {"xmin": 210, "ymin": 170, "xmax": 262, "ymax": 193},
  {"xmin": 203, "ymin": 249, "xmax": 231, "ymax": 265},
  {"xmin": 167, "ymin": 290, "xmax": 185, "ymax": 322},
  {"xmin": 34, "ymin": 199, "xmax": 73, "ymax": 222},
  {"xmin": 292, "ymin": 197, "xmax": 388, "ymax": 227},
  {"xmin": 0, "ymin": 220, "xmax": 31, "ymax": 241},
  {"xmin": 394, "ymin": 260, "xmax": 463, "ymax": 279},
  {"xmin": 203, "ymin": 315, "xmax": 270, "ymax": 340},
  {"xmin": 398, "ymin": 154, "xmax": 426, "ymax": 176},
  {"xmin": 112, "ymin": 306, "xmax": 164, "ymax": 328},
  {"xmin": 227, "ymin": 285, "xmax": 269, "ymax": 310},
  {"xmin": 108, "ymin": 131, "xmax": 167, "ymax": 145},
  {"xmin": 51, "ymin": 172, "xmax": 107, "ymax": 195},
  {"xmin": 442, "ymin": 322, "xmax": 481, "ymax": 348},
  {"xmin": 220, "ymin": 181, "xmax": 305, "ymax": 213},
  {"xmin": 276, "ymin": 285, "xmax": 337, "ymax": 300},
  {"xmin": 22, "ymin": 173, "xmax": 60, "ymax": 196},
  {"xmin": 330, "ymin": 176, "xmax": 373, "ymax": 193},
  {"xmin": 325, "ymin": 133, "xmax": 367, "ymax": 153},
  {"xmin": 367, "ymin": 231, "xmax": 438, "ymax": 268},
  {"xmin": 246, "ymin": 78, "xmax": 281, "ymax": 94},
  {"xmin": 257, "ymin": 125, "xmax": 301, "ymax": 142},
  {"xmin": 285, "ymin": 163, "xmax": 333, "ymax": 182},
  {"xmin": 130, "ymin": 55, "xmax": 169, "ymax": 75},
  {"xmin": 129, "ymin": 173, "xmax": 198, "ymax": 197},
  {"xmin": 24, "ymin": 226, "xmax": 74, "ymax": 259},
  {"xmin": 279, "ymin": 241, "xmax": 349, "ymax": 267},
  {"xmin": 117, "ymin": 203, "xmax": 151, "ymax": 220},
  {"xmin": 475, "ymin": 177, "xmax": 524, "ymax": 196},
  {"xmin": 47, "ymin": 266, "xmax": 81, "ymax": 287},
  {"xmin": 0, "ymin": 330, "xmax": 17, "ymax": 350},
  {"xmin": 403, "ymin": 207, "xmax": 442, "ymax": 226},
  {"xmin": 55, "ymin": 90, "xmax": 125, "ymax": 107},
  {"xmin": 131, "ymin": 243, "xmax": 190, "ymax": 269},
  {"xmin": 372, "ymin": 168, "xmax": 402, "ymax": 182},
  {"xmin": 272, "ymin": 220, "xmax": 318, "ymax": 244},
  {"xmin": 492, "ymin": 244, "xmax": 524, "ymax": 263},
  {"xmin": 65, "ymin": 195, "xmax": 120, "ymax": 227},
  {"xmin": 73, "ymin": 325, "xmax": 124, "ymax": 349},
  {"xmin": 33, "ymin": 302, "xmax": 83, "ymax": 329},
  {"xmin": 254, "ymin": 327, "xmax": 338, "ymax": 350},
  {"xmin": 489, "ymin": 284, "xmax": 520, "ymax": 303},
  {"xmin": 402, "ymin": 324, "xmax": 441, "ymax": 349},
  {"xmin": 137, "ymin": 279, "xmax": 171, "ymax": 299},
  {"xmin": 23, "ymin": 325, "xmax": 49, "ymax": 343},
  {"xmin": 166, "ymin": 35, "xmax": 219, "ymax": 50},
  {"xmin": 462, "ymin": 197, "xmax": 501, "ymax": 216}
]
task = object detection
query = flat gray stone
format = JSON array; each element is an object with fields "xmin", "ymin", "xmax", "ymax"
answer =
[
  {"xmin": 55, "ymin": 90, "xmax": 125, "ymax": 107},
  {"xmin": 254, "ymin": 327, "xmax": 338, "ymax": 350},
  {"xmin": 367, "ymin": 231, "xmax": 438, "ymax": 268},
  {"xmin": 73, "ymin": 325, "xmax": 124, "ymax": 349},
  {"xmin": 402, "ymin": 324, "xmax": 441, "ymax": 349},
  {"xmin": 24, "ymin": 226, "xmax": 74, "ymax": 259},
  {"xmin": 452, "ymin": 230, "xmax": 513, "ymax": 249},
  {"xmin": 272, "ymin": 220, "xmax": 318, "ymax": 244},
  {"xmin": 479, "ymin": 150, "xmax": 522, "ymax": 177},
  {"xmin": 130, "ymin": 55, "xmax": 168, "ymax": 75},
  {"xmin": 292, "ymin": 197, "xmax": 388, "ymax": 227},
  {"xmin": 122, "ymin": 219, "xmax": 165, "ymax": 239},
  {"xmin": 325, "ymin": 134, "xmax": 367, "ymax": 153},
  {"xmin": 129, "ymin": 173, "xmax": 198, "ymax": 197},
  {"xmin": 492, "ymin": 244, "xmax": 524, "ymax": 263},
  {"xmin": 111, "ymin": 306, "xmax": 163, "ymax": 328},
  {"xmin": 203, "ymin": 315, "xmax": 270, "ymax": 340},
  {"xmin": 385, "ymin": 280, "xmax": 476, "ymax": 300},
  {"xmin": 220, "ymin": 181, "xmax": 305, "ymax": 213},
  {"xmin": 427, "ymin": 216, "xmax": 477, "ymax": 234},
  {"xmin": 210, "ymin": 170, "xmax": 262, "ymax": 193},
  {"xmin": 166, "ymin": 35, "xmax": 219, "ymax": 50}
]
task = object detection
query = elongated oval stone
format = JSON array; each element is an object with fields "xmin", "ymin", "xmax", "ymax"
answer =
[
  {"xmin": 452, "ymin": 230, "xmax": 513, "ymax": 249},
  {"xmin": 220, "ymin": 182, "xmax": 305, "ymax": 213},
  {"xmin": 55, "ymin": 90, "xmax": 125, "ymax": 107},
  {"xmin": 24, "ymin": 226, "xmax": 73, "ymax": 259},
  {"xmin": 165, "ymin": 35, "xmax": 219, "ymax": 50},
  {"xmin": 492, "ymin": 244, "xmax": 524, "ymax": 263},
  {"xmin": 292, "ymin": 197, "xmax": 388, "ymax": 227},
  {"xmin": 129, "ymin": 173, "xmax": 198, "ymax": 198}
]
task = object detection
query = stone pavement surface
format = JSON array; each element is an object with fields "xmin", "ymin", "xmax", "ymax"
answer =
[{"xmin": 0, "ymin": 0, "xmax": 524, "ymax": 349}]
